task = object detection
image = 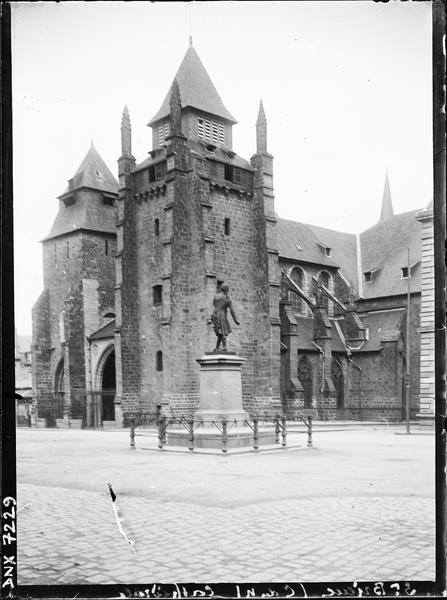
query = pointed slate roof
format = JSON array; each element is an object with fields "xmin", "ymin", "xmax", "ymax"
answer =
[
  {"xmin": 276, "ymin": 218, "xmax": 358, "ymax": 288},
  {"xmin": 61, "ymin": 143, "xmax": 119, "ymax": 196},
  {"xmin": 148, "ymin": 45, "xmax": 236, "ymax": 125},
  {"xmin": 360, "ymin": 210, "xmax": 421, "ymax": 298},
  {"xmin": 379, "ymin": 171, "xmax": 394, "ymax": 221},
  {"xmin": 44, "ymin": 144, "xmax": 118, "ymax": 241}
]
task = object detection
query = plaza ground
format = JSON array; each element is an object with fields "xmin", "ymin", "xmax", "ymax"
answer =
[{"xmin": 16, "ymin": 424, "xmax": 435, "ymax": 585}]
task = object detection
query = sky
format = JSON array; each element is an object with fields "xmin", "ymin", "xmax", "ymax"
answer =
[{"xmin": 11, "ymin": 1, "xmax": 433, "ymax": 336}]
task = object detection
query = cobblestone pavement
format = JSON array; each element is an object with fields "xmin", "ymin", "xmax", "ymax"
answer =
[{"xmin": 16, "ymin": 428, "xmax": 436, "ymax": 585}]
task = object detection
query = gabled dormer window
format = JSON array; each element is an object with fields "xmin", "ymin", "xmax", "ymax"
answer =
[
  {"xmin": 364, "ymin": 267, "xmax": 381, "ymax": 283},
  {"xmin": 63, "ymin": 194, "xmax": 75, "ymax": 207},
  {"xmin": 401, "ymin": 261, "xmax": 420, "ymax": 279},
  {"xmin": 103, "ymin": 194, "xmax": 115, "ymax": 206},
  {"xmin": 316, "ymin": 240, "xmax": 331, "ymax": 257}
]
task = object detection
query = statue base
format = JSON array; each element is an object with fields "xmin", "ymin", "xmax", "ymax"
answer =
[
  {"xmin": 167, "ymin": 426, "xmax": 276, "ymax": 451},
  {"xmin": 166, "ymin": 353, "xmax": 276, "ymax": 450}
]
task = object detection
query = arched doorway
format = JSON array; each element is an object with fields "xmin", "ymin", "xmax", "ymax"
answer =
[
  {"xmin": 298, "ymin": 355, "xmax": 313, "ymax": 408},
  {"xmin": 101, "ymin": 349, "xmax": 116, "ymax": 421},
  {"xmin": 331, "ymin": 359, "xmax": 344, "ymax": 409}
]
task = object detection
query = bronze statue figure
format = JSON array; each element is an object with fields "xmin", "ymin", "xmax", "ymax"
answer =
[{"xmin": 210, "ymin": 283, "xmax": 239, "ymax": 352}]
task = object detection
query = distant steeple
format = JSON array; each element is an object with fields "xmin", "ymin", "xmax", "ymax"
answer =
[
  {"xmin": 256, "ymin": 100, "xmax": 267, "ymax": 154},
  {"xmin": 169, "ymin": 80, "xmax": 182, "ymax": 135},
  {"xmin": 379, "ymin": 170, "xmax": 394, "ymax": 221},
  {"xmin": 121, "ymin": 105, "xmax": 132, "ymax": 157}
]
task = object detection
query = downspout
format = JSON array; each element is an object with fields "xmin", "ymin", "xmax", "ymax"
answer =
[{"xmin": 347, "ymin": 354, "xmax": 362, "ymax": 412}]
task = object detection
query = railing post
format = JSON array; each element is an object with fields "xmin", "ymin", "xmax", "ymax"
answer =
[
  {"xmin": 163, "ymin": 417, "xmax": 167, "ymax": 445},
  {"xmin": 307, "ymin": 415, "xmax": 313, "ymax": 447},
  {"xmin": 281, "ymin": 415, "xmax": 287, "ymax": 447},
  {"xmin": 188, "ymin": 418, "xmax": 194, "ymax": 451},
  {"xmin": 221, "ymin": 417, "xmax": 228, "ymax": 453},
  {"xmin": 274, "ymin": 413, "xmax": 280, "ymax": 444},
  {"xmin": 158, "ymin": 416, "xmax": 166, "ymax": 450},
  {"xmin": 253, "ymin": 416, "xmax": 259, "ymax": 450},
  {"xmin": 130, "ymin": 418, "xmax": 136, "ymax": 449}
]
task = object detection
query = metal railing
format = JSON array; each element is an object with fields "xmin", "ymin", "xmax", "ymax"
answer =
[{"xmin": 128, "ymin": 414, "xmax": 313, "ymax": 453}]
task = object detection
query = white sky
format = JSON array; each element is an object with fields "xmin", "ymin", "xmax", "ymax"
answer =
[{"xmin": 11, "ymin": 1, "xmax": 433, "ymax": 336}]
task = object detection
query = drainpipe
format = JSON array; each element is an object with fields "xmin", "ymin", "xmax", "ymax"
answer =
[
  {"xmin": 347, "ymin": 353, "xmax": 362, "ymax": 414},
  {"xmin": 311, "ymin": 341, "xmax": 325, "ymax": 394}
]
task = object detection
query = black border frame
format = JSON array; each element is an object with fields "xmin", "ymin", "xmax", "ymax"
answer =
[{"xmin": 1, "ymin": 1, "xmax": 445, "ymax": 598}]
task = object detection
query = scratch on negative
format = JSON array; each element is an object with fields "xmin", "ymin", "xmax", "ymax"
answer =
[{"xmin": 108, "ymin": 483, "xmax": 137, "ymax": 555}]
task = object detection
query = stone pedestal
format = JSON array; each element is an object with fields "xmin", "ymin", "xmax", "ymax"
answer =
[
  {"xmin": 166, "ymin": 353, "xmax": 275, "ymax": 450},
  {"xmin": 194, "ymin": 353, "xmax": 249, "ymax": 424}
]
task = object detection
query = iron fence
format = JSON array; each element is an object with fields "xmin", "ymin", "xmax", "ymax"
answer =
[
  {"xmin": 128, "ymin": 414, "xmax": 314, "ymax": 454},
  {"xmin": 36, "ymin": 393, "xmax": 64, "ymax": 427}
]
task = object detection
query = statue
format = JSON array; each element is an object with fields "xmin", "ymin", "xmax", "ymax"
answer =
[{"xmin": 210, "ymin": 283, "xmax": 240, "ymax": 352}]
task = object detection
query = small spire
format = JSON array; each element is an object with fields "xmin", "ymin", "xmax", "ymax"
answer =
[
  {"xmin": 122, "ymin": 105, "xmax": 130, "ymax": 123},
  {"xmin": 170, "ymin": 79, "xmax": 182, "ymax": 135},
  {"xmin": 121, "ymin": 105, "xmax": 132, "ymax": 157},
  {"xmin": 256, "ymin": 100, "xmax": 267, "ymax": 154},
  {"xmin": 379, "ymin": 170, "xmax": 394, "ymax": 221},
  {"xmin": 90, "ymin": 139, "xmax": 95, "ymax": 149},
  {"xmin": 189, "ymin": 35, "xmax": 193, "ymax": 46}
]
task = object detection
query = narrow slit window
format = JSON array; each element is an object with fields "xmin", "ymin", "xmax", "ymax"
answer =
[
  {"xmin": 153, "ymin": 285, "xmax": 163, "ymax": 305},
  {"xmin": 156, "ymin": 351, "xmax": 163, "ymax": 372},
  {"xmin": 224, "ymin": 218, "xmax": 231, "ymax": 236},
  {"xmin": 66, "ymin": 241, "xmax": 70, "ymax": 258},
  {"xmin": 105, "ymin": 239, "xmax": 109, "ymax": 255},
  {"xmin": 154, "ymin": 218, "xmax": 160, "ymax": 237}
]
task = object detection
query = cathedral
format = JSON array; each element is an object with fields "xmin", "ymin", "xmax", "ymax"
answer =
[{"xmin": 32, "ymin": 43, "xmax": 434, "ymax": 428}]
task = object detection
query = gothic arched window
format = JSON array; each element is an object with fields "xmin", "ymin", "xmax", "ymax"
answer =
[
  {"xmin": 54, "ymin": 360, "xmax": 64, "ymax": 395},
  {"xmin": 317, "ymin": 271, "xmax": 331, "ymax": 312},
  {"xmin": 289, "ymin": 267, "xmax": 305, "ymax": 314},
  {"xmin": 298, "ymin": 355, "xmax": 313, "ymax": 408}
]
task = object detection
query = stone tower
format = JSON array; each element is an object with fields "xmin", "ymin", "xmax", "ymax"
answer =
[
  {"xmin": 116, "ymin": 43, "xmax": 281, "ymax": 422},
  {"xmin": 32, "ymin": 144, "xmax": 119, "ymax": 424}
]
